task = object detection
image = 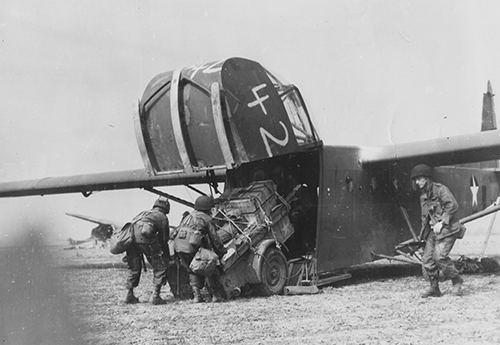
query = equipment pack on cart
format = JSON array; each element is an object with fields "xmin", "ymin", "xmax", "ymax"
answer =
[{"xmin": 213, "ymin": 180, "xmax": 297, "ymax": 297}]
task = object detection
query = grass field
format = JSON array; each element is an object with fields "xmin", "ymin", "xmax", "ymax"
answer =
[{"xmin": 1, "ymin": 219, "xmax": 500, "ymax": 345}]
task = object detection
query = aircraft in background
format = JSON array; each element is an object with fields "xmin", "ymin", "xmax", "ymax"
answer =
[
  {"xmin": 1, "ymin": 57, "xmax": 500, "ymax": 294},
  {"xmin": 64, "ymin": 212, "xmax": 181, "ymax": 250},
  {"xmin": 64, "ymin": 213, "xmax": 121, "ymax": 249}
]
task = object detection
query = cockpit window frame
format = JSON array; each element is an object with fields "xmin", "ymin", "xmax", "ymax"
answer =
[{"xmin": 264, "ymin": 70, "xmax": 319, "ymax": 146}]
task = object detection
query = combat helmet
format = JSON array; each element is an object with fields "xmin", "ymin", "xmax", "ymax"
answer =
[
  {"xmin": 194, "ymin": 195, "xmax": 215, "ymax": 211},
  {"xmin": 410, "ymin": 164, "xmax": 432, "ymax": 180},
  {"xmin": 153, "ymin": 197, "xmax": 170, "ymax": 213}
]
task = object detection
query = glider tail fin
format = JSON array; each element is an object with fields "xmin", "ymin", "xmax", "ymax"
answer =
[{"xmin": 480, "ymin": 80, "xmax": 498, "ymax": 169}]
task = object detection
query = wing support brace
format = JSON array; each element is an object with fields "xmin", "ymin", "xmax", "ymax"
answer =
[{"xmin": 143, "ymin": 187, "xmax": 194, "ymax": 208}]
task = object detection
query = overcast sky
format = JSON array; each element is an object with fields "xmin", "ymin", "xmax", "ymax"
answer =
[{"xmin": 1, "ymin": 0, "xmax": 500, "ymax": 243}]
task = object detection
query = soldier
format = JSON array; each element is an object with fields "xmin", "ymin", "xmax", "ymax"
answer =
[
  {"xmin": 411, "ymin": 164, "xmax": 464, "ymax": 298},
  {"xmin": 125, "ymin": 197, "xmax": 170, "ymax": 305},
  {"xmin": 174, "ymin": 195, "xmax": 227, "ymax": 303}
]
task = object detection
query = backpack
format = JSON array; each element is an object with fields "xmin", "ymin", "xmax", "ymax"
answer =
[
  {"xmin": 109, "ymin": 210, "xmax": 151, "ymax": 255},
  {"xmin": 174, "ymin": 213, "xmax": 205, "ymax": 254}
]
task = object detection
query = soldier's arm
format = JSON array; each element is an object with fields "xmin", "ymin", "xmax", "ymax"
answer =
[
  {"xmin": 169, "ymin": 225, "xmax": 179, "ymax": 240},
  {"xmin": 162, "ymin": 216, "xmax": 170, "ymax": 244},
  {"xmin": 147, "ymin": 212, "xmax": 169, "ymax": 246},
  {"xmin": 438, "ymin": 186, "xmax": 459, "ymax": 224},
  {"xmin": 207, "ymin": 224, "xmax": 226, "ymax": 257},
  {"xmin": 420, "ymin": 195, "xmax": 429, "ymax": 229}
]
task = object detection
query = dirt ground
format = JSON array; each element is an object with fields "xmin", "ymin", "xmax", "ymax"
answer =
[
  {"xmin": 2, "ymin": 229, "xmax": 500, "ymax": 345},
  {"xmin": 55, "ymin": 266, "xmax": 500, "ymax": 345}
]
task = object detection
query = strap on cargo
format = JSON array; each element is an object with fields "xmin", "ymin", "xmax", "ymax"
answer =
[
  {"xmin": 274, "ymin": 192, "xmax": 291, "ymax": 212},
  {"xmin": 218, "ymin": 209, "xmax": 253, "ymax": 244},
  {"xmin": 260, "ymin": 205, "xmax": 284, "ymax": 251},
  {"xmin": 141, "ymin": 254, "xmax": 147, "ymax": 272}
]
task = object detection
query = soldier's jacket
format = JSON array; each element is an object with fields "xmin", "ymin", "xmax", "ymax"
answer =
[
  {"xmin": 420, "ymin": 182, "xmax": 460, "ymax": 240},
  {"xmin": 174, "ymin": 210, "xmax": 226, "ymax": 257},
  {"xmin": 133, "ymin": 208, "xmax": 169, "ymax": 249}
]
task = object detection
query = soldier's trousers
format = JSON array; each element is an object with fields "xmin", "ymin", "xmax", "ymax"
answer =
[
  {"xmin": 125, "ymin": 243, "xmax": 168, "ymax": 290},
  {"xmin": 177, "ymin": 252, "xmax": 221, "ymax": 293},
  {"xmin": 422, "ymin": 231, "xmax": 460, "ymax": 281}
]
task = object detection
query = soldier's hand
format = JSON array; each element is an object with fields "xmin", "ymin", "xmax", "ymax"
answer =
[{"xmin": 432, "ymin": 221, "xmax": 443, "ymax": 234}]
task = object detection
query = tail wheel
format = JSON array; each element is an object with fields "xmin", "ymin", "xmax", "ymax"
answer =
[{"xmin": 257, "ymin": 246, "xmax": 288, "ymax": 296}]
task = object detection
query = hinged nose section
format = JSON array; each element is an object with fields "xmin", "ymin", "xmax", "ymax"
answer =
[{"xmin": 135, "ymin": 57, "xmax": 319, "ymax": 175}]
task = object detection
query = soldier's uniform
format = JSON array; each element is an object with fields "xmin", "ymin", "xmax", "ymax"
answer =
[
  {"xmin": 412, "ymin": 164, "xmax": 464, "ymax": 298},
  {"xmin": 420, "ymin": 182, "xmax": 462, "ymax": 281},
  {"xmin": 174, "ymin": 196, "xmax": 226, "ymax": 302},
  {"xmin": 125, "ymin": 198, "xmax": 170, "ymax": 304}
]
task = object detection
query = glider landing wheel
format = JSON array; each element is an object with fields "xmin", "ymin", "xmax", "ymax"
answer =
[{"xmin": 257, "ymin": 247, "xmax": 288, "ymax": 296}]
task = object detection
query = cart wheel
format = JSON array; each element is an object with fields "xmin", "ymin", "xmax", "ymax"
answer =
[{"xmin": 256, "ymin": 247, "xmax": 288, "ymax": 296}]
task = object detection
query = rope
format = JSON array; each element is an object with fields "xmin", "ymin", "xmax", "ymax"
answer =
[
  {"xmin": 217, "ymin": 209, "xmax": 253, "ymax": 244},
  {"xmin": 259, "ymin": 203, "xmax": 283, "ymax": 251},
  {"xmin": 274, "ymin": 191, "xmax": 291, "ymax": 212}
]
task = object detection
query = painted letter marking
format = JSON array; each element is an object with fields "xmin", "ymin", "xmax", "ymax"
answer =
[
  {"xmin": 248, "ymin": 84, "xmax": 270, "ymax": 115},
  {"xmin": 260, "ymin": 121, "xmax": 289, "ymax": 157}
]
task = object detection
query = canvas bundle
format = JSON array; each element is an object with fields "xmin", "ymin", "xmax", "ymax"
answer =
[
  {"xmin": 189, "ymin": 247, "xmax": 219, "ymax": 276},
  {"xmin": 109, "ymin": 210, "xmax": 151, "ymax": 254},
  {"xmin": 109, "ymin": 223, "xmax": 134, "ymax": 254}
]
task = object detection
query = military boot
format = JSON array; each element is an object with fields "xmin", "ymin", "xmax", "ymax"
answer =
[
  {"xmin": 151, "ymin": 286, "xmax": 167, "ymax": 305},
  {"xmin": 192, "ymin": 287, "xmax": 203, "ymax": 303},
  {"xmin": 451, "ymin": 276, "xmax": 464, "ymax": 296},
  {"xmin": 124, "ymin": 289, "xmax": 139, "ymax": 304},
  {"xmin": 421, "ymin": 276, "xmax": 441, "ymax": 298}
]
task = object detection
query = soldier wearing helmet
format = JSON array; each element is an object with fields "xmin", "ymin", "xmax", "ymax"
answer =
[
  {"xmin": 124, "ymin": 197, "xmax": 171, "ymax": 305},
  {"xmin": 174, "ymin": 195, "xmax": 226, "ymax": 303},
  {"xmin": 410, "ymin": 164, "xmax": 464, "ymax": 298}
]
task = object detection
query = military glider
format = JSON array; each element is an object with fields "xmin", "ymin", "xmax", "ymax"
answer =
[{"xmin": 1, "ymin": 57, "xmax": 500, "ymax": 293}]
